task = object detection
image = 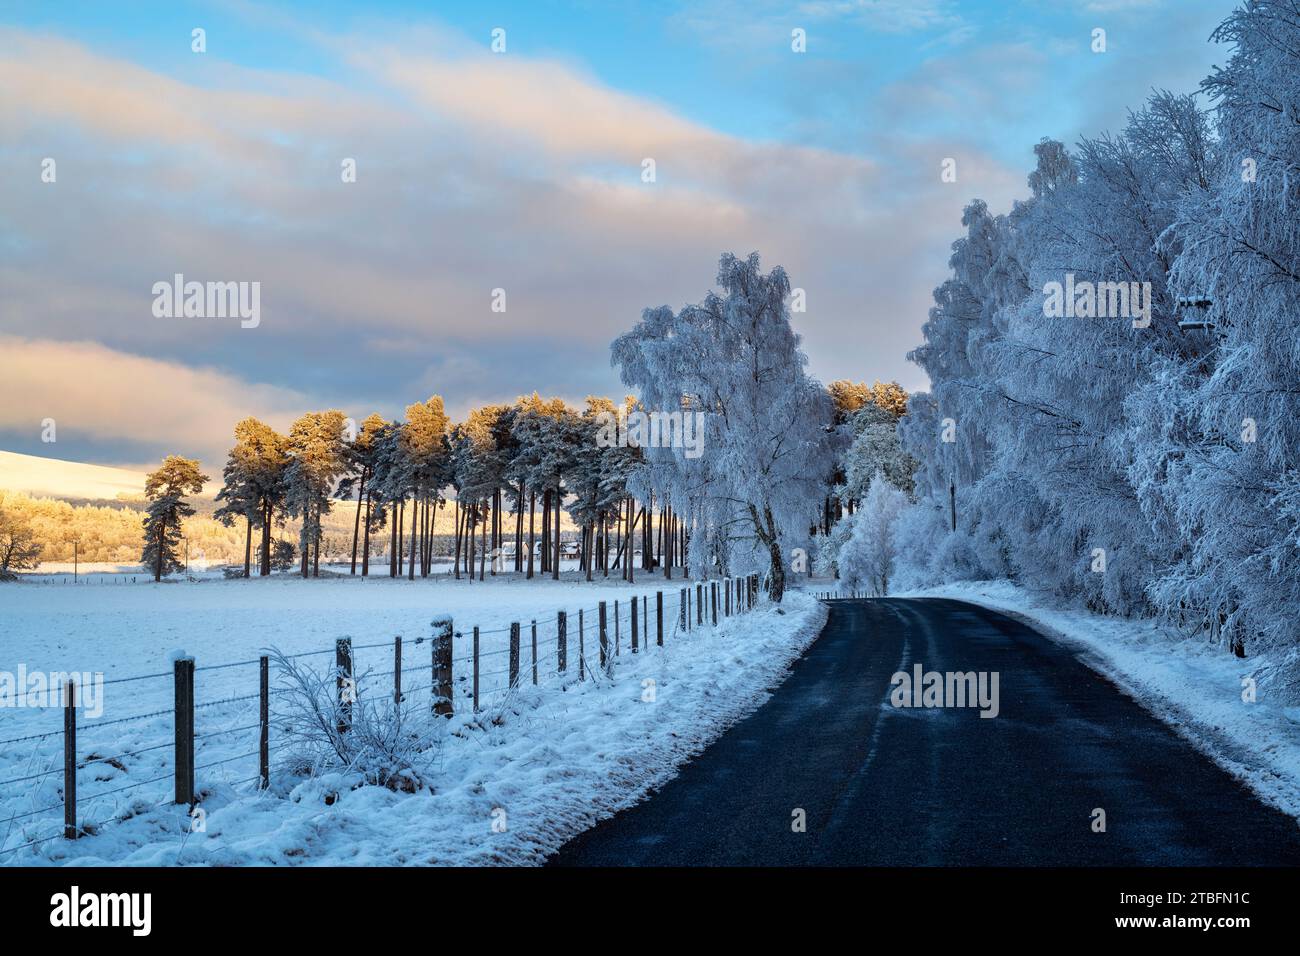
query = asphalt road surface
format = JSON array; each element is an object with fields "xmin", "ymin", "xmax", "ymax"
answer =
[{"xmin": 549, "ymin": 597, "xmax": 1300, "ymax": 865}]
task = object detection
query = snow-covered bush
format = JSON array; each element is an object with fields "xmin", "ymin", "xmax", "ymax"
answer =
[
  {"xmin": 837, "ymin": 474, "xmax": 907, "ymax": 596},
  {"xmin": 268, "ymin": 647, "xmax": 440, "ymax": 793}
]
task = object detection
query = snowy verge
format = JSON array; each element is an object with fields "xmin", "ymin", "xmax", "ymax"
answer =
[
  {"xmin": 903, "ymin": 580, "xmax": 1300, "ymax": 823},
  {"xmin": 7, "ymin": 592, "xmax": 827, "ymax": 866}
]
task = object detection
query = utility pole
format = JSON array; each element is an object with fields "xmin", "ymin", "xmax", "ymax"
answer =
[
  {"xmin": 73, "ymin": 539, "xmax": 79, "ymax": 582},
  {"xmin": 949, "ymin": 477, "xmax": 957, "ymax": 533}
]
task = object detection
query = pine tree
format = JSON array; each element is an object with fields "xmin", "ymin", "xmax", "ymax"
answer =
[
  {"xmin": 141, "ymin": 456, "xmax": 208, "ymax": 581},
  {"xmin": 283, "ymin": 411, "xmax": 348, "ymax": 577},
  {"xmin": 214, "ymin": 418, "xmax": 289, "ymax": 577},
  {"xmin": 337, "ymin": 413, "xmax": 388, "ymax": 575}
]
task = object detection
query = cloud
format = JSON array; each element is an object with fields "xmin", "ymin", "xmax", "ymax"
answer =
[
  {"xmin": 3, "ymin": 0, "xmax": 1214, "ymax": 471},
  {"xmin": 0, "ymin": 336, "xmax": 312, "ymax": 468}
]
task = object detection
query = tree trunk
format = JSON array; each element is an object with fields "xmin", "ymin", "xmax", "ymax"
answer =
[
  {"xmin": 644, "ymin": 495, "xmax": 653, "ymax": 571},
  {"xmin": 390, "ymin": 501, "xmax": 398, "ymax": 577},
  {"xmin": 515, "ymin": 482, "xmax": 524, "ymax": 572},
  {"xmin": 751, "ymin": 503, "xmax": 785, "ymax": 603},
  {"xmin": 243, "ymin": 515, "xmax": 252, "ymax": 578},
  {"xmin": 261, "ymin": 501, "xmax": 272, "ymax": 576},
  {"xmin": 350, "ymin": 473, "xmax": 366, "ymax": 574},
  {"xmin": 527, "ymin": 491, "xmax": 536, "ymax": 579},
  {"xmin": 613, "ymin": 506, "xmax": 622, "ymax": 572},
  {"xmin": 466, "ymin": 505, "xmax": 476, "ymax": 583},
  {"xmin": 626, "ymin": 498, "xmax": 637, "ymax": 583},
  {"xmin": 312, "ymin": 504, "xmax": 321, "ymax": 577},
  {"xmin": 585, "ymin": 522, "xmax": 593, "ymax": 582},
  {"xmin": 490, "ymin": 491, "xmax": 498, "ymax": 576},
  {"xmin": 541, "ymin": 489, "xmax": 551, "ymax": 574},
  {"xmin": 396, "ymin": 500, "xmax": 404, "ymax": 576},
  {"xmin": 361, "ymin": 491, "xmax": 372, "ymax": 575},
  {"xmin": 408, "ymin": 496, "xmax": 417, "ymax": 580},
  {"xmin": 550, "ymin": 487, "xmax": 560, "ymax": 580},
  {"xmin": 479, "ymin": 503, "xmax": 487, "ymax": 581},
  {"xmin": 453, "ymin": 498, "xmax": 462, "ymax": 580},
  {"xmin": 154, "ymin": 514, "xmax": 166, "ymax": 582}
]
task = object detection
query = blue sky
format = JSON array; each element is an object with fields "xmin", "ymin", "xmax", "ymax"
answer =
[{"xmin": 0, "ymin": 0, "xmax": 1240, "ymax": 470}]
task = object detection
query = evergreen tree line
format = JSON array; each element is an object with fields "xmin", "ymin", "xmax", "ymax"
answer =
[{"xmin": 163, "ymin": 394, "xmax": 722, "ymax": 585}]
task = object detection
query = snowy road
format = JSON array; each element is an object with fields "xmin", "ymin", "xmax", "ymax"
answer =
[{"xmin": 548, "ymin": 598, "xmax": 1300, "ymax": 865}]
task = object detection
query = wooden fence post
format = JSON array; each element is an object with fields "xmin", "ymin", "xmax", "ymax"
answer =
[
  {"xmin": 599, "ymin": 602, "xmax": 611, "ymax": 675},
  {"xmin": 393, "ymin": 636, "xmax": 403, "ymax": 705},
  {"xmin": 631, "ymin": 597, "xmax": 639, "ymax": 652},
  {"xmin": 711, "ymin": 580, "xmax": 718, "ymax": 625},
  {"xmin": 557, "ymin": 611, "xmax": 567, "ymax": 673},
  {"xmin": 259, "ymin": 656, "xmax": 269, "ymax": 790},
  {"xmin": 472, "ymin": 626, "xmax": 481, "ymax": 712},
  {"xmin": 509, "ymin": 622, "xmax": 521, "ymax": 689},
  {"xmin": 680, "ymin": 588, "xmax": 687, "ymax": 632},
  {"xmin": 531, "ymin": 620, "xmax": 538, "ymax": 685},
  {"xmin": 614, "ymin": 600, "xmax": 621, "ymax": 654},
  {"xmin": 433, "ymin": 617, "xmax": 453, "ymax": 716},
  {"xmin": 656, "ymin": 591, "xmax": 664, "ymax": 646},
  {"xmin": 696, "ymin": 582, "xmax": 703, "ymax": 626},
  {"xmin": 578, "ymin": 609, "xmax": 586, "ymax": 680},
  {"xmin": 173, "ymin": 656, "xmax": 195, "ymax": 805},
  {"xmin": 63, "ymin": 678, "xmax": 76, "ymax": 839},
  {"xmin": 725, "ymin": 578, "xmax": 731, "ymax": 617}
]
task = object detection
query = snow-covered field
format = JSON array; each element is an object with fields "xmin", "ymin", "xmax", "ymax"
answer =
[
  {"xmin": 905, "ymin": 581, "xmax": 1300, "ymax": 824},
  {"xmin": 0, "ymin": 574, "xmax": 825, "ymax": 864}
]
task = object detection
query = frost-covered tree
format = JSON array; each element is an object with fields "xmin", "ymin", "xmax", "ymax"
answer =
[
  {"xmin": 611, "ymin": 252, "xmax": 838, "ymax": 602},
  {"xmin": 336, "ymin": 412, "xmax": 387, "ymax": 576},
  {"xmin": 507, "ymin": 394, "xmax": 563, "ymax": 578},
  {"xmin": 141, "ymin": 455, "xmax": 209, "ymax": 581},
  {"xmin": 838, "ymin": 474, "xmax": 908, "ymax": 597},
  {"xmin": 894, "ymin": 3, "xmax": 1300, "ymax": 664},
  {"xmin": 0, "ymin": 496, "xmax": 41, "ymax": 581},
  {"xmin": 403, "ymin": 397, "xmax": 452, "ymax": 579},
  {"xmin": 452, "ymin": 403, "xmax": 511, "ymax": 581},
  {"xmin": 1149, "ymin": 0, "xmax": 1300, "ymax": 655},
  {"xmin": 215, "ymin": 417, "xmax": 289, "ymax": 578},
  {"xmin": 283, "ymin": 411, "xmax": 348, "ymax": 578},
  {"xmin": 510, "ymin": 396, "xmax": 577, "ymax": 580},
  {"xmin": 841, "ymin": 402, "xmax": 916, "ymax": 500}
]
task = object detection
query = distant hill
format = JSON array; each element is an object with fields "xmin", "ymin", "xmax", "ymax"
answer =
[{"xmin": 0, "ymin": 450, "xmax": 156, "ymax": 502}]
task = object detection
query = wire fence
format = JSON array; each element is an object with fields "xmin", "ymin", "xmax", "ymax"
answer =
[{"xmin": 0, "ymin": 574, "xmax": 764, "ymax": 859}]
